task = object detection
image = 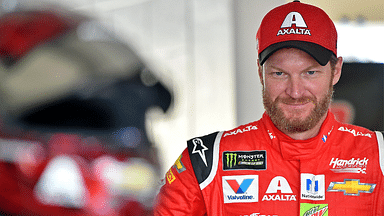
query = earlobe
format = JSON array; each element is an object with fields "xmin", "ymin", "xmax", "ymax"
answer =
[{"xmin": 332, "ymin": 56, "xmax": 343, "ymax": 85}]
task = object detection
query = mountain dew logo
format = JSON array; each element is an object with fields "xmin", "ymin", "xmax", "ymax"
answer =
[
  {"xmin": 300, "ymin": 203, "xmax": 328, "ymax": 216},
  {"xmin": 226, "ymin": 153, "xmax": 237, "ymax": 168}
]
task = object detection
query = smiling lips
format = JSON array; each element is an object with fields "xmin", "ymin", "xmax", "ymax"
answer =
[
  {"xmin": 279, "ymin": 97, "xmax": 315, "ymax": 107},
  {"xmin": 284, "ymin": 101, "xmax": 311, "ymax": 107}
]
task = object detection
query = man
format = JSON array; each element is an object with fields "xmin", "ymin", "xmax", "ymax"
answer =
[{"xmin": 154, "ymin": 1, "xmax": 384, "ymax": 215}]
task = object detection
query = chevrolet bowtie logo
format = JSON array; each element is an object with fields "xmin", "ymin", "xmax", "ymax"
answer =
[{"xmin": 327, "ymin": 179, "xmax": 376, "ymax": 196}]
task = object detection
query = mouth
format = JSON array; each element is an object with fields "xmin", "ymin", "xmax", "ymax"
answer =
[
  {"xmin": 278, "ymin": 98, "xmax": 316, "ymax": 113},
  {"xmin": 281, "ymin": 103, "xmax": 310, "ymax": 112},
  {"xmin": 284, "ymin": 101, "xmax": 310, "ymax": 107},
  {"xmin": 282, "ymin": 98, "xmax": 314, "ymax": 106}
]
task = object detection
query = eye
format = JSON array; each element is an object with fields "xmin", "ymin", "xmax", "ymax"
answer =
[
  {"xmin": 267, "ymin": 70, "xmax": 287, "ymax": 79},
  {"xmin": 274, "ymin": 72, "xmax": 284, "ymax": 76},
  {"xmin": 306, "ymin": 71, "xmax": 316, "ymax": 75}
]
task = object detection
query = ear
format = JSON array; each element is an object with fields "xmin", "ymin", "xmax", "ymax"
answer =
[
  {"xmin": 332, "ymin": 56, "xmax": 343, "ymax": 86},
  {"xmin": 257, "ymin": 59, "xmax": 264, "ymax": 85}
]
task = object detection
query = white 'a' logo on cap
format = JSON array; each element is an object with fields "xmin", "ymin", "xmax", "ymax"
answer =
[
  {"xmin": 277, "ymin": 12, "xmax": 311, "ymax": 36},
  {"xmin": 280, "ymin": 12, "xmax": 307, "ymax": 28}
]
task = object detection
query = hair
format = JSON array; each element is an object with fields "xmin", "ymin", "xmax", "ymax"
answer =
[{"xmin": 329, "ymin": 54, "xmax": 339, "ymax": 72}]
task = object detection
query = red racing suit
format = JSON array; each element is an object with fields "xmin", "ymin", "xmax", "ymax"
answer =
[{"xmin": 154, "ymin": 111, "xmax": 384, "ymax": 216}]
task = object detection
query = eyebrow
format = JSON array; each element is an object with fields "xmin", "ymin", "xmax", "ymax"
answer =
[{"xmin": 266, "ymin": 63, "xmax": 323, "ymax": 73}]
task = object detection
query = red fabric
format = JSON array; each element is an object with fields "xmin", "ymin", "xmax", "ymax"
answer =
[{"xmin": 155, "ymin": 111, "xmax": 384, "ymax": 215}]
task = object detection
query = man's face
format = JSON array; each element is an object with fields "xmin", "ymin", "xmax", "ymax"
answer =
[{"xmin": 260, "ymin": 48, "xmax": 341, "ymax": 134}]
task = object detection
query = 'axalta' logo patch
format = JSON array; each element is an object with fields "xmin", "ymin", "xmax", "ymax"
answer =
[
  {"xmin": 338, "ymin": 126, "xmax": 372, "ymax": 138},
  {"xmin": 277, "ymin": 12, "xmax": 311, "ymax": 36},
  {"xmin": 223, "ymin": 175, "xmax": 258, "ymax": 203},
  {"xmin": 300, "ymin": 203, "xmax": 328, "ymax": 216},
  {"xmin": 223, "ymin": 125, "xmax": 258, "ymax": 137},
  {"xmin": 262, "ymin": 176, "xmax": 296, "ymax": 202},
  {"xmin": 327, "ymin": 179, "xmax": 376, "ymax": 196},
  {"xmin": 223, "ymin": 151, "xmax": 266, "ymax": 170}
]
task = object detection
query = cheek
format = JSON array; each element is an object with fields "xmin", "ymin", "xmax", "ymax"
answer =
[
  {"xmin": 264, "ymin": 81, "xmax": 286, "ymax": 99},
  {"xmin": 263, "ymin": 85, "xmax": 276, "ymax": 101},
  {"xmin": 307, "ymin": 81, "xmax": 332, "ymax": 97}
]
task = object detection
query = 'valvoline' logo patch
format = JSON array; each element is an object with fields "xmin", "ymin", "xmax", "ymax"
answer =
[{"xmin": 222, "ymin": 175, "xmax": 258, "ymax": 203}]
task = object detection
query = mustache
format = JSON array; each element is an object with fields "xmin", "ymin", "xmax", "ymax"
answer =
[{"xmin": 276, "ymin": 96, "xmax": 316, "ymax": 105}]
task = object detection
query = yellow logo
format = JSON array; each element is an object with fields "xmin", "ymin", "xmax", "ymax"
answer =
[
  {"xmin": 166, "ymin": 168, "xmax": 176, "ymax": 184},
  {"xmin": 173, "ymin": 155, "xmax": 186, "ymax": 173},
  {"xmin": 327, "ymin": 179, "xmax": 376, "ymax": 196}
]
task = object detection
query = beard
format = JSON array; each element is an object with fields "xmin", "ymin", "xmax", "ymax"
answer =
[{"xmin": 263, "ymin": 86, "xmax": 333, "ymax": 134}]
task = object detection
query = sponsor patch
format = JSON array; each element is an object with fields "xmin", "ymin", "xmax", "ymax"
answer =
[
  {"xmin": 327, "ymin": 179, "xmax": 376, "ymax": 196},
  {"xmin": 262, "ymin": 176, "xmax": 296, "ymax": 201},
  {"xmin": 241, "ymin": 213, "xmax": 278, "ymax": 216},
  {"xmin": 223, "ymin": 151, "xmax": 266, "ymax": 170},
  {"xmin": 166, "ymin": 168, "xmax": 176, "ymax": 184},
  {"xmin": 224, "ymin": 125, "xmax": 257, "ymax": 137},
  {"xmin": 173, "ymin": 154, "xmax": 186, "ymax": 173},
  {"xmin": 329, "ymin": 157, "xmax": 368, "ymax": 174},
  {"xmin": 223, "ymin": 125, "xmax": 258, "ymax": 137},
  {"xmin": 277, "ymin": 12, "xmax": 311, "ymax": 36},
  {"xmin": 321, "ymin": 126, "xmax": 334, "ymax": 143},
  {"xmin": 191, "ymin": 138, "xmax": 209, "ymax": 166},
  {"xmin": 300, "ymin": 203, "xmax": 328, "ymax": 216},
  {"xmin": 187, "ymin": 132, "xmax": 218, "ymax": 184},
  {"xmin": 223, "ymin": 175, "xmax": 258, "ymax": 203},
  {"xmin": 261, "ymin": 194, "xmax": 296, "ymax": 201},
  {"xmin": 301, "ymin": 174, "xmax": 325, "ymax": 200},
  {"xmin": 338, "ymin": 126, "xmax": 372, "ymax": 138}
]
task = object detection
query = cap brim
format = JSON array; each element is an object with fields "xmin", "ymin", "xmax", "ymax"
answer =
[{"xmin": 259, "ymin": 41, "xmax": 334, "ymax": 66}]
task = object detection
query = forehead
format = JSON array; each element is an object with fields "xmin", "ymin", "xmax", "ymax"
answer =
[{"xmin": 265, "ymin": 48, "xmax": 318, "ymax": 67}]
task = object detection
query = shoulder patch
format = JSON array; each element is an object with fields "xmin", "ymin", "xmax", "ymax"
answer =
[{"xmin": 187, "ymin": 132, "xmax": 220, "ymax": 184}]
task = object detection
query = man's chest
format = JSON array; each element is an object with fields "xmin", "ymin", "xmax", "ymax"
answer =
[{"xmin": 205, "ymin": 143, "xmax": 382, "ymax": 216}]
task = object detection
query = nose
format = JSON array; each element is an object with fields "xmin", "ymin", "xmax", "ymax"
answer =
[{"xmin": 285, "ymin": 76, "xmax": 305, "ymax": 99}]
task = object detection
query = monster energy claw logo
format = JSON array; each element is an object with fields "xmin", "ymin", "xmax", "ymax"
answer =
[
  {"xmin": 223, "ymin": 151, "xmax": 266, "ymax": 171},
  {"xmin": 226, "ymin": 153, "xmax": 237, "ymax": 168}
]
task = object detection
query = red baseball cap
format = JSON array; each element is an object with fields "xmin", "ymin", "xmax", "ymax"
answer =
[{"xmin": 256, "ymin": 0, "xmax": 337, "ymax": 66}]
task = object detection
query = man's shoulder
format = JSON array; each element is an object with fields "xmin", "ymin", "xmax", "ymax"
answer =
[
  {"xmin": 186, "ymin": 131, "xmax": 222, "ymax": 185},
  {"xmin": 335, "ymin": 122, "xmax": 376, "ymax": 139},
  {"xmin": 185, "ymin": 119, "xmax": 263, "ymax": 152},
  {"xmin": 184, "ymin": 120, "xmax": 264, "ymax": 185},
  {"xmin": 221, "ymin": 120, "xmax": 262, "ymax": 138}
]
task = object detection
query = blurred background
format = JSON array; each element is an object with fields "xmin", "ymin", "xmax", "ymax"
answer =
[{"xmin": 0, "ymin": 0, "xmax": 381, "ymax": 215}]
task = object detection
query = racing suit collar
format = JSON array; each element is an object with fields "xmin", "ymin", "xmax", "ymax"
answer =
[{"xmin": 262, "ymin": 110, "xmax": 337, "ymax": 161}]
